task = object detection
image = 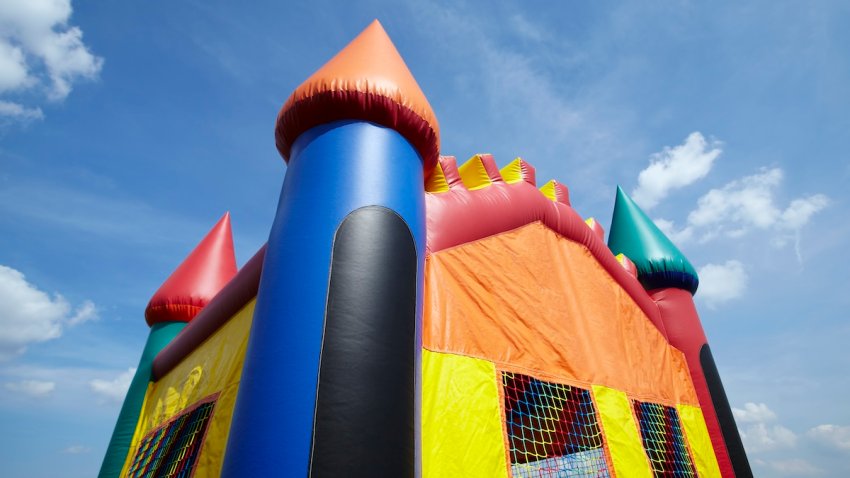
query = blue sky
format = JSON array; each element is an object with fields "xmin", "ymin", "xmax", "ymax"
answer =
[{"xmin": 1, "ymin": 1, "xmax": 848, "ymax": 476}]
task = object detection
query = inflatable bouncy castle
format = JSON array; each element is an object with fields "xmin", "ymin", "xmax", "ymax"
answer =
[{"xmin": 98, "ymin": 21, "xmax": 752, "ymax": 478}]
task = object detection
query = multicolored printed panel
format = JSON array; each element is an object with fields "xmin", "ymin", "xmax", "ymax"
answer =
[
  {"xmin": 125, "ymin": 398, "xmax": 216, "ymax": 478},
  {"xmin": 502, "ymin": 372, "xmax": 611, "ymax": 477},
  {"xmin": 632, "ymin": 401, "xmax": 697, "ymax": 478}
]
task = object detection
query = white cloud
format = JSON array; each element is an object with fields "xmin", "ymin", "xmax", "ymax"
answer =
[
  {"xmin": 632, "ymin": 132, "xmax": 721, "ymax": 209},
  {"xmin": 0, "ymin": 264, "xmax": 97, "ymax": 360},
  {"xmin": 0, "ymin": 100, "xmax": 43, "ymax": 122},
  {"xmin": 780, "ymin": 195, "xmax": 831, "ymax": 230},
  {"xmin": 0, "ymin": 363, "xmax": 145, "ymax": 415},
  {"xmin": 657, "ymin": 168, "xmax": 828, "ymax": 263},
  {"xmin": 733, "ymin": 402, "xmax": 777, "ymax": 423},
  {"xmin": 62, "ymin": 445, "xmax": 90, "ymax": 454},
  {"xmin": 654, "ymin": 217, "xmax": 694, "ymax": 244},
  {"xmin": 4, "ymin": 379, "xmax": 55, "ymax": 397},
  {"xmin": 765, "ymin": 459, "xmax": 824, "ymax": 475},
  {"xmin": 89, "ymin": 367, "xmax": 135, "ymax": 403},
  {"xmin": 67, "ymin": 299, "xmax": 98, "ymax": 326},
  {"xmin": 0, "ymin": 41, "xmax": 32, "ymax": 91},
  {"xmin": 689, "ymin": 168, "xmax": 780, "ymax": 229},
  {"xmin": 733, "ymin": 402, "xmax": 798, "ymax": 454},
  {"xmin": 808, "ymin": 424, "xmax": 850, "ymax": 451},
  {"xmin": 686, "ymin": 168, "xmax": 829, "ymax": 240},
  {"xmin": 741, "ymin": 421, "xmax": 798, "ymax": 453},
  {"xmin": 0, "ymin": 0, "xmax": 102, "ymax": 122},
  {"xmin": 697, "ymin": 260, "xmax": 748, "ymax": 306}
]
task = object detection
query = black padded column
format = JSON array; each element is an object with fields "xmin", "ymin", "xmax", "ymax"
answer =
[{"xmin": 309, "ymin": 206, "xmax": 417, "ymax": 477}]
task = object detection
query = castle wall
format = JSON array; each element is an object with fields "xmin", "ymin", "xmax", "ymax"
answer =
[{"xmin": 121, "ymin": 300, "xmax": 254, "ymax": 477}]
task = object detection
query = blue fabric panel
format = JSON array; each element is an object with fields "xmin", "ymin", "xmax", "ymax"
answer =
[{"xmin": 222, "ymin": 120, "xmax": 425, "ymax": 476}]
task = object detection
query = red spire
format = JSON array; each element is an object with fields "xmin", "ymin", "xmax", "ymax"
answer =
[{"xmin": 145, "ymin": 212, "xmax": 237, "ymax": 326}]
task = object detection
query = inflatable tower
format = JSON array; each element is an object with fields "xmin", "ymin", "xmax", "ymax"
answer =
[
  {"xmin": 98, "ymin": 21, "xmax": 751, "ymax": 478},
  {"xmin": 609, "ymin": 188, "xmax": 751, "ymax": 476},
  {"xmin": 98, "ymin": 213, "xmax": 236, "ymax": 478}
]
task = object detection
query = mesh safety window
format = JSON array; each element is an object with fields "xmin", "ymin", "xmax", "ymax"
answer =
[
  {"xmin": 632, "ymin": 401, "xmax": 697, "ymax": 478},
  {"xmin": 125, "ymin": 396, "xmax": 217, "ymax": 478},
  {"xmin": 502, "ymin": 372, "xmax": 611, "ymax": 477}
]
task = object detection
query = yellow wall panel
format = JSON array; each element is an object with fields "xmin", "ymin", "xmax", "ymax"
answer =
[
  {"xmin": 592, "ymin": 385, "xmax": 653, "ymax": 478},
  {"xmin": 125, "ymin": 299, "xmax": 255, "ymax": 478},
  {"xmin": 422, "ymin": 350, "xmax": 508, "ymax": 478},
  {"xmin": 678, "ymin": 404, "xmax": 722, "ymax": 478}
]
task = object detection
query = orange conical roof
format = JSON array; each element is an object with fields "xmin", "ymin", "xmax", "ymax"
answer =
[
  {"xmin": 275, "ymin": 20, "xmax": 440, "ymax": 173},
  {"xmin": 144, "ymin": 212, "xmax": 238, "ymax": 326}
]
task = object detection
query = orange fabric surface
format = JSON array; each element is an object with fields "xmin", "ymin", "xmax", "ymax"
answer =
[
  {"xmin": 276, "ymin": 20, "xmax": 439, "ymax": 168},
  {"xmin": 670, "ymin": 347, "xmax": 698, "ymax": 405},
  {"xmin": 423, "ymin": 222, "xmax": 698, "ymax": 406}
]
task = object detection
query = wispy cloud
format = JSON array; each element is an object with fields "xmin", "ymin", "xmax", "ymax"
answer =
[
  {"xmin": 0, "ymin": 177, "xmax": 201, "ymax": 247},
  {"xmin": 407, "ymin": 1, "xmax": 627, "ymax": 199},
  {"xmin": 4, "ymin": 379, "xmax": 55, "ymax": 398},
  {"xmin": 654, "ymin": 218, "xmax": 694, "ymax": 244},
  {"xmin": 0, "ymin": 264, "xmax": 97, "ymax": 361},
  {"xmin": 509, "ymin": 14, "xmax": 547, "ymax": 43},
  {"xmin": 632, "ymin": 132, "xmax": 721, "ymax": 210},
  {"xmin": 687, "ymin": 168, "xmax": 827, "ymax": 236},
  {"xmin": 89, "ymin": 367, "xmax": 135, "ymax": 403},
  {"xmin": 0, "ymin": 100, "xmax": 43, "ymax": 125},
  {"xmin": 0, "ymin": 363, "xmax": 134, "ymax": 416},
  {"xmin": 656, "ymin": 168, "xmax": 828, "ymax": 262},
  {"xmin": 62, "ymin": 445, "xmax": 91, "ymax": 454},
  {"xmin": 733, "ymin": 402, "xmax": 797, "ymax": 454},
  {"xmin": 733, "ymin": 402, "xmax": 777, "ymax": 423},
  {"xmin": 425, "ymin": 7, "xmax": 582, "ymax": 146},
  {"xmin": 760, "ymin": 458, "xmax": 824, "ymax": 476},
  {"xmin": 808, "ymin": 424, "xmax": 850, "ymax": 451},
  {"xmin": 0, "ymin": 39, "xmax": 32, "ymax": 91},
  {"xmin": 631, "ymin": 130, "xmax": 830, "ymax": 268},
  {"xmin": 67, "ymin": 300, "xmax": 98, "ymax": 326},
  {"xmin": 741, "ymin": 421, "xmax": 798, "ymax": 454}
]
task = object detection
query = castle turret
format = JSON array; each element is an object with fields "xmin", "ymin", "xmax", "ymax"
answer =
[
  {"xmin": 608, "ymin": 186, "xmax": 699, "ymax": 293},
  {"xmin": 98, "ymin": 213, "xmax": 237, "ymax": 478},
  {"xmin": 223, "ymin": 21, "xmax": 434, "ymax": 477},
  {"xmin": 608, "ymin": 187, "xmax": 752, "ymax": 478}
]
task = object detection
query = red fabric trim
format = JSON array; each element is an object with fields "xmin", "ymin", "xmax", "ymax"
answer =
[
  {"xmin": 275, "ymin": 90, "xmax": 439, "ymax": 174},
  {"xmin": 145, "ymin": 303, "xmax": 205, "ymax": 325},
  {"xmin": 651, "ymin": 288, "xmax": 735, "ymax": 477}
]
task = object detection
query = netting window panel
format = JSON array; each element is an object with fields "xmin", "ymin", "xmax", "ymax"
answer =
[
  {"xmin": 125, "ymin": 395, "xmax": 218, "ymax": 478},
  {"xmin": 502, "ymin": 372, "xmax": 611, "ymax": 477},
  {"xmin": 632, "ymin": 400, "xmax": 697, "ymax": 478}
]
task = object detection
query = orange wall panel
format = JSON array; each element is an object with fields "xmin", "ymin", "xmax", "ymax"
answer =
[{"xmin": 423, "ymin": 222, "xmax": 698, "ymax": 406}]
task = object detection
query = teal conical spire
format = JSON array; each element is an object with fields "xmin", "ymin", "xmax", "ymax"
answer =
[{"xmin": 608, "ymin": 186, "xmax": 699, "ymax": 294}]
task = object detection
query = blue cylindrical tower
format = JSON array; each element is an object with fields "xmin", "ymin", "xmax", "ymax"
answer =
[{"xmin": 223, "ymin": 20, "xmax": 439, "ymax": 477}]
